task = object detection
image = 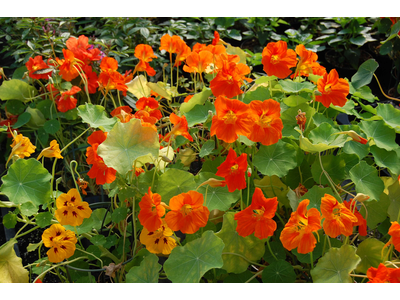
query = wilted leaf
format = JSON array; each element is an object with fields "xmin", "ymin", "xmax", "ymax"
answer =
[{"xmin": 0, "ymin": 239, "xmax": 29, "ymax": 283}]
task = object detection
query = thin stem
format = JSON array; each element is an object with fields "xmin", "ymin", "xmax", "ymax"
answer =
[
  {"xmin": 266, "ymin": 237, "xmax": 278, "ymax": 261},
  {"xmin": 245, "ymin": 270, "xmax": 263, "ymax": 283},
  {"xmin": 33, "ymin": 257, "xmax": 86, "ymax": 283},
  {"xmin": 221, "ymin": 252, "xmax": 264, "ymax": 267}
]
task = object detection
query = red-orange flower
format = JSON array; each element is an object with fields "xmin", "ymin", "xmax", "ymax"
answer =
[
  {"xmin": 210, "ymin": 95, "xmax": 252, "ymax": 144},
  {"xmin": 66, "ymin": 35, "xmax": 101, "ymax": 64},
  {"xmin": 134, "ymin": 44, "xmax": 157, "ymax": 76},
  {"xmin": 321, "ymin": 194, "xmax": 358, "ymax": 238},
  {"xmin": 388, "ymin": 221, "xmax": 400, "ymax": 252},
  {"xmin": 247, "ymin": 99, "xmax": 283, "ymax": 146},
  {"xmin": 81, "ymin": 65, "xmax": 99, "ymax": 94},
  {"xmin": 292, "ymin": 44, "xmax": 321, "ymax": 78},
  {"xmin": 56, "ymin": 49, "xmax": 81, "ymax": 82},
  {"xmin": 135, "ymin": 97, "xmax": 162, "ymax": 120},
  {"xmin": 261, "ymin": 41, "xmax": 297, "ymax": 79},
  {"xmin": 192, "ymin": 43, "xmax": 207, "ymax": 53},
  {"xmin": 174, "ymin": 38, "xmax": 191, "ymax": 67},
  {"xmin": 210, "ymin": 59, "xmax": 252, "ymax": 98},
  {"xmin": 183, "ymin": 50, "xmax": 213, "ymax": 74},
  {"xmin": 165, "ymin": 190, "xmax": 210, "ymax": 234},
  {"xmin": 343, "ymin": 199, "xmax": 367, "ymax": 236},
  {"xmin": 55, "ymin": 86, "xmax": 81, "ymax": 113},
  {"xmin": 234, "ymin": 188, "xmax": 278, "ymax": 239},
  {"xmin": 133, "ymin": 110, "xmax": 158, "ymax": 130},
  {"xmin": 164, "ymin": 113, "xmax": 193, "ymax": 142},
  {"xmin": 367, "ymin": 263, "xmax": 400, "ymax": 283},
  {"xmin": 110, "ymin": 106, "xmax": 134, "ymax": 123},
  {"xmin": 100, "ymin": 57, "xmax": 118, "ymax": 72},
  {"xmin": 138, "ymin": 187, "xmax": 166, "ymax": 232},
  {"xmin": 316, "ymin": 69, "xmax": 349, "ymax": 108},
  {"xmin": 215, "ymin": 148, "xmax": 247, "ymax": 193},
  {"xmin": 212, "ymin": 31, "xmax": 220, "ymax": 45},
  {"xmin": 98, "ymin": 70, "xmax": 128, "ymax": 96},
  {"xmin": 25, "ymin": 56, "xmax": 52, "ymax": 80},
  {"xmin": 85, "ymin": 130, "xmax": 117, "ymax": 185},
  {"xmin": 280, "ymin": 199, "xmax": 322, "ymax": 254}
]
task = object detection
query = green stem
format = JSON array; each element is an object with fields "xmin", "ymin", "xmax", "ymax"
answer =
[
  {"xmin": 245, "ymin": 270, "xmax": 263, "ymax": 283},
  {"xmin": 310, "ymin": 251, "xmax": 314, "ymax": 269},
  {"xmin": 15, "ymin": 225, "xmax": 40, "ymax": 240},
  {"xmin": 60, "ymin": 127, "xmax": 90, "ymax": 154},
  {"xmin": 266, "ymin": 237, "xmax": 278, "ymax": 261},
  {"xmin": 221, "ymin": 252, "xmax": 264, "ymax": 267},
  {"xmin": 33, "ymin": 257, "xmax": 86, "ymax": 283}
]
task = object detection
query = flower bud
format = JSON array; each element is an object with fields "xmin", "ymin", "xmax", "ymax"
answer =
[{"xmin": 353, "ymin": 193, "xmax": 370, "ymax": 203}]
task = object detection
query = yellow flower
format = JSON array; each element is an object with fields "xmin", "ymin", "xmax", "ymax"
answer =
[
  {"xmin": 37, "ymin": 140, "xmax": 63, "ymax": 160},
  {"xmin": 140, "ymin": 219, "xmax": 177, "ymax": 255},
  {"xmin": 54, "ymin": 189, "xmax": 92, "ymax": 227},
  {"xmin": 42, "ymin": 224, "xmax": 77, "ymax": 263},
  {"xmin": 6, "ymin": 132, "xmax": 36, "ymax": 166}
]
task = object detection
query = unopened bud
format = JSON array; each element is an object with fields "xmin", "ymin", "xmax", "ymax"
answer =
[
  {"xmin": 353, "ymin": 193, "xmax": 370, "ymax": 203},
  {"xmin": 160, "ymin": 155, "xmax": 172, "ymax": 163},
  {"xmin": 247, "ymin": 168, "xmax": 252, "ymax": 177}
]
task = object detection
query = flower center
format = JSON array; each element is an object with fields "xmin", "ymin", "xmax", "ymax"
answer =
[
  {"xmin": 258, "ymin": 113, "xmax": 273, "ymax": 128},
  {"xmin": 230, "ymin": 163, "xmax": 239, "ymax": 173},
  {"xmin": 181, "ymin": 204, "xmax": 192, "ymax": 216},
  {"xmin": 324, "ymin": 84, "xmax": 332, "ymax": 93},
  {"xmin": 253, "ymin": 208, "xmax": 265, "ymax": 219},
  {"xmin": 333, "ymin": 207, "xmax": 341, "ymax": 217},
  {"xmin": 270, "ymin": 55, "xmax": 280, "ymax": 64},
  {"xmin": 222, "ymin": 110, "xmax": 237, "ymax": 124}
]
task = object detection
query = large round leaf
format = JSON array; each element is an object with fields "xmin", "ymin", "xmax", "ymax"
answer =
[
  {"xmin": 180, "ymin": 88, "xmax": 213, "ymax": 113},
  {"xmin": 156, "ymin": 169, "xmax": 197, "ymax": 205},
  {"xmin": 349, "ymin": 161, "xmax": 384, "ymax": 201},
  {"xmin": 125, "ymin": 253, "xmax": 161, "ymax": 283},
  {"xmin": 311, "ymin": 245, "xmax": 361, "ymax": 283},
  {"xmin": 359, "ymin": 119, "xmax": 398, "ymax": 151},
  {"xmin": 97, "ymin": 118, "xmax": 159, "ymax": 176},
  {"xmin": 0, "ymin": 158, "xmax": 52, "ymax": 214},
  {"xmin": 384, "ymin": 180, "xmax": 400, "ymax": 222},
  {"xmin": 350, "ymin": 59, "xmax": 379, "ymax": 90},
  {"xmin": 0, "ymin": 239, "xmax": 29, "ymax": 283},
  {"xmin": 77, "ymin": 103, "xmax": 117, "ymax": 132},
  {"xmin": 195, "ymin": 172, "xmax": 240, "ymax": 212},
  {"xmin": 254, "ymin": 175, "xmax": 289, "ymax": 207},
  {"xmin": 215, "ymin": 212, "xmax": 265, "ymax": 274},
  {"xmin": 164, "ymin": 230, "xmax": 224, "ymax": 283},
  {"xmin": 376, "ymin": 103, "xmax": 400, "ymax": 133},
  {"xmin": 370, "ymin": 145, "xmax": 400, "ymax": 175},
  {"xmin": 355, "ymin": 238, "xmax": 387, "ymax": 274},
  {"xmin": 299, "ymin": 186, "xmax": 339, "ymax": 212},
  {"xmin": 253, "ymin": 139, "xmax": 298, "ymax": 177},
  {"xmin": 0, "ymin": 79, "xmax": 38, "ymax": 102},
  {"xmin": 360, "ymin": 196, "xmax": 390, "ymax": 229},
  {"xmin": 262, "ymin": 259, "xmax": 296, "ymax": 283},
  {"xmin": 311, "ymin": 153, "xmax": 346, "ymax": 186}
]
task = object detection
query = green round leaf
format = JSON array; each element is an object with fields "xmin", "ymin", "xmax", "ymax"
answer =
[
  {"xmin": 0, "ymin": 79, "xmax": 38, "ymax": 102},
  {"xmin": 180, "ymin": 88, "xmax": 212, "ymax": 113},
  {"xmin": 37, "ymin": 127, "xmax": 49, "ymax": 145},
  {"xmin": 299, "ymin": 186, "xmax": 338, "ymax": 212},
  {"xmin": 111, "ymin": 207, "xmax": 128, "ymax": 224},
  {"xmin": 0, "ymin": 158, "xmax": 52, "ymax": 209},
  {"xmin": 5, "ymin": 100, "xmax": 25, "ymax": 115},
  {"xmin": 195, "ymin": 172, "xmax": 240, "ymax": 212},
  {"xmin": 385, "ymin": 180, "xmax": 400, "ymax": 222},
  {"xmin": 359, "ymin": 119, "xmax": 398, "ymax": 151},
  {"xmin": 376, "ymin": 103, "xmax": 400, "ymax": 133},
  {"xmin": 3, "ymin": 212, "xmax": 17, "ymax": 229},
  {"xmin": 350, "ymin": 59, "xmax": 379, "ymax": 90},
  {"xmin": 263, "ymin": 241, "xmax": 286, "ymax": 264},
  {"xmin": 43, "ymin": 119, "xmax": 60, "ymax": 135},
  {"xmin": 36, "ymin": 99, "xmax": 56, "ymax": 119},
  {"xmin": 77, "ymin": 103, "xmax": 117, "ymax": 131},
  {"xmin": 370, "ymin": 145, "xmax": 400, "ymax": 174},
  {"xmin": 311, "ymin": 245, "xmax": 361, "ymax": 283},
  {"xmin": 25, "ymin": 107, "xmax": 46, "ymax": 129},
  {"xmin": 278, "ymin": 80, "xmax": 316, "ymax": 93},
  {"xmin": 156, "ymin": 169, "xmax": 197, "ymax": 205},
  {"xmin": 360, "ymin": 196, "xmax": 390, "ymax": 229},
  {"xmin": 97, "ymin": 118, "xmax": 159, "ymax": 176},
  {"xmin": 311, "ymin": 154, "xmax": 346, "ymax": 186},
  {"xmin": 253, "ymin": 139, "xmax": 298, "ymax": 177},
  {"xmin": 12, "ymin": 112, "xmax": 31, "ymax": 129},
  {"xmin": 355, "ymin": 238, "xmax": 387, "ymax": 274},
  {"xmin": 215, "ymin": 212, "xmax": 265, "ymax": 274},
  {"xmin": 199, "ymin": 139, "xmax": 215, "ymax": 158},
  {"xmin": 126, "ymin": 253, "xmax": 161, "ymax": 283},
  {"xmin": 164, "ymin": 230, "xmax": 225, "ymax": 283},
  {"xmin": 36, "ymin": 212, "xmax": 53, "ymax": 228},
  {"xmin": 349, "ymin": 161, "xmax": 384, "ymax": 201},
  {"xmin": 90, "ymin": 235, "xmax": 107, "ymax": 247},
  {"xmin": 184, "ymin": 101, "xmax": 215, "ymax": 127},
  {"xmin": 262, "ymin": 259, "xmax": 296, "ymax": 283}
]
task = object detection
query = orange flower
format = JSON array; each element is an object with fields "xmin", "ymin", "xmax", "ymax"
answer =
[
  {"xmin": 183, "ymin": 95, "xmax": 193, "ymax": 103},
  {"xmin": 46, "ymin": 84, "xmax": 60, "ymax": 99},
  {"xmin": 192, "ymin": 43, "xmax": 207, "ymax": 53},
  {"xmin": 247, "ymin": 99, "xmax": 283, "ymax": 146},
  {"xmin": 321, "ymin": 194, "xmax": 358, "ymax": 238},
  {"xmin": 215, "ymin": 148, "xmax": 247, "ymax": 193},
  {"xmin": 210, "ymin": 59, "xmax": 252, "ymax": 98},
  {"xmin": 37, "ymin": 140, "xmax": 63, "ymax": 160},
  {"xmin": 174, "ymin": 38, "xmax": 191, "ymax": 67},
  {"xmin": 98, "ymin": 70, "xmax": 128, "ymax": 96},
  {"xmin": 367, "ymin": 263, "xmax": 400, "ymax": 283},
  {"xmin": 110, "ymin": 106, "xmax": 134, "ymax": 123},
  {"xmin": 134, "ymin": 167, "xmax": 145, "ymax": 177},
  {"xmin": 183, "ymin": 50, "xmax": 213, "ymax": 74},
  {"xmin": 100, "ymin": 57, "xmax": 119, "ymax": 72},
  {"xmin": 292, "ymin": 44, "xmax": 320, "ymax": 78},
  {"xmin": 134, "ymin": 44, "xmax": 157, "ymax": 76},
  {"xmin": 135, "ymin": 97, "xmax": 162, "ymax": 120},
  {"xmin": 55, "ymin": 86, "xmax": 81, "ymax": 113},
  {"xmin": 138, "ymin": 187, "xmax": 166, "ymax": 232},
  {"xmin": 54, "ymin": 188, "xmax": 92, "ymax": 227},
  {"xmin": 133, "ymin": 110, "xmax": 158, "ymax": 130},
  {"xmin": 165, "ymin": 190, "xmax": 210, "ymax": 234},
  {"xmin": 343, "ymin": 199, "xmax": 367, "ymax": 236},
  {"xmin": 140, "ymin": 219, "xmax": 177, "ymax": 255},
  {"xmin": 261, "ymin": 41, "xmax": 297, "ymax": 79},
  {"xmin": 316, "ymin": 69, "xmax": 349, "ymax": 108},
  {"xmin": 159, "ymin": 34, "xmax": 178, "ymax": 54},
  {"xmin": 280, "ymin": 199, "xmax": 322, "ymax": 254},
  {"xmin": 25, "ymin": 56, "xmax": 52, "ymax": 80},
  {"xmin": 66, "ymin": 35, "xmax": 101, "ymax": 64},
  {"xmin": 85, "ymin": 130, "xmax": 117, "ymax": 185},
  {"xmin": 210, "ymin": 95, "xmax": 252, "ymax": 144},
  {"xmin": 234, "ymin": 187, "xmax": 278, "ymax": 239},
  {"xmin": 56, "ymin": 49, "xmax": 81, "ymax": 82},
  {"xmin": 388, "ymin": 221, "xmax": 400, "ymax": 252},
  {"xmin": 212, "ymin": 31, "xmax": 220, "ymax": 45},
  {"xmin": 76, "ymin": 177, "xmax": 88, "ymax": 196},
  {"xmin": 164, "ymin": 113, "xmax": 193, "ymax": 142},
  {"xmin": 42, "ymin": 224, "xmax": 77, "ymax": 263},
  {"xmin": 81, "ymin": 65, "xmax": 99, "ymax": 94},
  {"xmin": 338, "ymin": 130, "xmax": 368, "ymax": 145},
  {"xmin": 6, "ymin": 132, "xmax": 36, "ymax": 166}
]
